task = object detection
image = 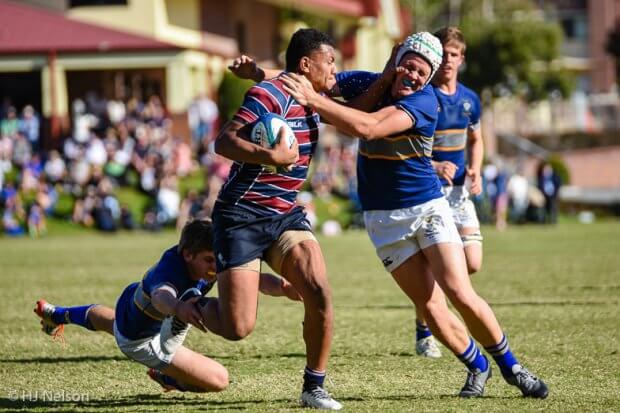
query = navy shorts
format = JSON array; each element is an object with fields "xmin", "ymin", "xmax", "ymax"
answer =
[{"xmin": 212, "ymin": 203, "xmax": 313, "ymax": 272}]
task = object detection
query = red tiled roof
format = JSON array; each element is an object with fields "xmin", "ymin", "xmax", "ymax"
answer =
[
  {"xmin": 269, "ymin": 0, "xmax": 380, "ymax": 17},
  {"xmin": 0, "ymin": 0, "xmax": 178, "ymax": 54}
]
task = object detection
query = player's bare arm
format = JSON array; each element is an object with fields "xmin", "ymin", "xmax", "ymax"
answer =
[
  {"xmin": 466, "ymin": 127, "xmax": 484, "ymax": 195},
  {"xmin": 229, "ymin": 54, "xmax": 344, "ymax": 99},
  {"xmin": 259, "ymin": 273, "xmax": 302, "ymax": 301},
  {"xmin": 215, "ymin": 120, "xmax": 299, "ymax": 167},
  {"xmin": 229, "ymin": 50, "xmax": 401, "ymax": 113},
  {"xmin": 228, "ymin": 55, "xmax": 282, "ymax": 83},
  {"xmin": 344, "ymin": 43, "xmax": 405, "ymax": 112},
  {"xmin": 151, "ymin": 287, "xmax": 206, "ymax": 331},
  {"xmin": 281, "ymin": 73, "xmax": 413, "ymax": 140}
]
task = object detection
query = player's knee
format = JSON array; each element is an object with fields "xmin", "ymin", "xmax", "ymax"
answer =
[
  {"xmin": 422, "ymin": 298, "xmax": 447, "ymax": 323},
  {"xmin": 226, "ymin": 320, "xmax": 255, "ymax": 341},
  {"xmin": 467, "ymin": 259, "xmax": 482, "ymax": 275},
  {"xmin": 208, "ymin": 369, "xmax": 229, "ymax": 392},
  {"xmin": 463, "ymin": 235, "xmax": 483, "ymax": 274},
  {"xmin": 228, "ymin": 326, "xmax": 253, "ymax": 341},
  {"xmin": 289, "ymin": 257, "xmax": 331, "ymax": 306},
  {"xmin": 194, "ymin": 369, "xmax": 229, "ymax": 392},
  {"xmin": 446, "ymin": 288, "xmax": 478, "ymax": 313}
]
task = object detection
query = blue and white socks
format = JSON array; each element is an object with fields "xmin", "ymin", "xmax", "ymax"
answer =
[
  {"xmin": 303, "ymin": 367, "xmax": 326, "ymax": 390},
  {"xmin": 457, "ymin": 334, "xmax": 521, "ymax": 379},
  {"xmin": 484, "ymin": 334, "xmax": 519, "ymax": 378},
  {"xmin": 415, "ymin": 319, "xmax": 432, "ymax": 341},
  {"xmin": 458, "ymin": 337, "xmax": 489, "ymax": 373},
  {"xmin": 52, "ymin": 304, "xmax": 96, "ymax": 331}
]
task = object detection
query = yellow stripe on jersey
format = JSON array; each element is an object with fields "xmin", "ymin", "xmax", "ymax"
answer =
[
  {"xmin": 433, "ymin": 144, "xmax": 467, "ymax": 152},
  {"xmin": 435, "ymin": 128, "xmax": 467, "ymax": 135},
  {"xmin": 133, "ymin": 282, "xmax": 166, "ymax": 321},
  {"xmin": 434, "ymin": 129, "xmax": 467, "ymax": 151},
  {"xmin": 359, "ymin": 150, "xmax": 423, "ymax": 160},
  {"xmin": 359, "ymin": 134, "xmax": 433, "ymax": 160}
]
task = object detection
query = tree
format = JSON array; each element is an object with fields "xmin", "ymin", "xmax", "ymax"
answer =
[
  {"xmin": 461, "ymin": 18, "xmax": 574, "ymax": 101},
  {"xmin": 401, "ymin": 0, "xmax": 575, "ymax": 101},
  {"xmin": 400, "ymin": 0, "xmax": 447, "ymax": 32},
  {"xmin": 217, "ymin": 71, "xmax": 254, "ymax": 122}
]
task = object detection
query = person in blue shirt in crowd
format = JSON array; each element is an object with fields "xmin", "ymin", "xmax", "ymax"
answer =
[
  {"xmin": 241, "ymin": 31, "xmax": 548, "ymax": 399},
  {"xmin": 537, "ymin": 161, "xmax": 562, "ymax": 224},
  {"xmin": 35, "ymin": 219, "xmax": 300, "ymax": 393}
]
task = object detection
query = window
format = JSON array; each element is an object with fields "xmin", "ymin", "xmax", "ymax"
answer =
[
  {"xmin": 235, "ymin": 21, "xmax": 247, "ymax": 54},
  {"xmin": 561, "ymin": 16, "xmax": 588, "ymax": 40},
  {"xmin": 70, "ymin": 0, "xmax": 127, "ymax": 7}
]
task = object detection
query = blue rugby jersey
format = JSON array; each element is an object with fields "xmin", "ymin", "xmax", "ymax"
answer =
[
  {"xmin": 336, "ymin": 71, "xmax": 443, "ymax": 211},
  {"xmin": 217, "ymin": 74, "xmax": 320, "ymax": 216},
  {"xmin": 115, "ymin": 246, "xmax": 215, "ymax": 340},
  {"xmin": 432, "ymin": 83, "xmax": 481, "ymax": 186}
]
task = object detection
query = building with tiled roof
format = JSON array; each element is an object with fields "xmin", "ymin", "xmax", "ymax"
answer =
[{"xmin": 1, "ymin": 0, "xmax": 404, "ymax": 144}]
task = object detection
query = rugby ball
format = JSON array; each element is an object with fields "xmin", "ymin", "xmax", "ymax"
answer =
[{"xmin": 250, "ymin": 113, "xmax": 296, "ymax": 149}]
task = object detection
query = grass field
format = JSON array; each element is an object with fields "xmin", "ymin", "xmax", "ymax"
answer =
[{"xmin": 1, "ymin": 220, "xmax": 619, "ymax": 412}]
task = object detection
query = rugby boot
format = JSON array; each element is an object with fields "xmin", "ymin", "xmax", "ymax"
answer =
[
  {"xmin": 506, "ymin": 364, "xmax": 549, "ymax": 399},
  {"xmin": 459, "ymin": 358, "xmax": 492, "ymax": 397},
  {"xmin": 34, "ymin": 299, "xmax": 65, "ymax": 342}
]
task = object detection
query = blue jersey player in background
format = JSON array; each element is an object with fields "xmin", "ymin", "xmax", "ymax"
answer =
[
  {"xmin": 281, "ymin": 31, "xmax": 548, "ymax": 400},
  {"xmin": 413, "ymin": 27, "xmax": 486, "ymax": 359},
  {"xmin": 35, "ymin": 219, "xmax": 300, "ymax": 393}
]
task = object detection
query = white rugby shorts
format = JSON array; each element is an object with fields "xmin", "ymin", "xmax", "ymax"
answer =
[
  {"xmin": 363, "ymin": 197, "xmax": 462, "ymax": 273},
  {"xmin": 113, "ymin": 321, "xmax": 184, "ymax": 370},
  {"xmin": 442, "ymin": 185, "xmax": 481, "ymax": 230}
]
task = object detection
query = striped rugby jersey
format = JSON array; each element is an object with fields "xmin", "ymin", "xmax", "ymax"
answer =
[
  {"xmin": 217, "ymin": 75, "xmax": 320, "ymax": 216},
  {"xmin": 432, "ymin": 83, "xmax": 481, "ymax": 186}
]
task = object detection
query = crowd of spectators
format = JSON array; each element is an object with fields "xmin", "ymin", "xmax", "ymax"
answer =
[
  {"xmin": 308, "ymin": 127, "xmax": 564, "ymax": 233},
  {"xmin": 1, "ymin": 103, "xmax": 48, "ymax": 237},
  {"xmin": 0, "ymin": 91, "xmax": 564, "ymax": 238},
  {"xmin": 478, "ymin": 158, "xmax": 562, "ymax": 230},
  {"xmin": 0, "ymin": 92, "xmax": 226, "ymax": 237}
]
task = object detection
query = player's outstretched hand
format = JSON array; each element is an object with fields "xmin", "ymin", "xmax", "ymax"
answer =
[
  {"xmin": 467, "ymin": 167, "xmax": 482, "ymax": 195},
  {"xmin": 175, "ymin": 298, "xmax": 207, "ymax": 332},
  {"xmin": 270, "ymin": 127, "xmax": 299, "ymax": 171},
  {"xmin": 258, "ymin": 272, "xmax": 303, "ymax": 301},
  {"xmin": 281, "ymin": 278, "xmax": 303, "ymax": 302},
  {"xmin": 228, "ymin": 55, "xmax": 263, "ymax": 82},
  {"xmin": 280, "ymin": 73, "xmax": 317, "ymax": 107},
  {"xmin": 434, "ymin": 161, "xmax": 457, "ymax": 186}
]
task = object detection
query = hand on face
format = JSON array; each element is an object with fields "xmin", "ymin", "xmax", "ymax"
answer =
[
  {"xmin": 298, "ymin": 44, "xmax": 337, "ymax": 94},
  {"xmin": 391, "ymin": 53, "xmax": 431, "ymax": 99},
  {"xmin": 380, "ymin": 42, "xmax": 403, "ymax": 82},
  {"xmin": 280, "ymin": 73, "xmax": 318, "ymax": 107}
]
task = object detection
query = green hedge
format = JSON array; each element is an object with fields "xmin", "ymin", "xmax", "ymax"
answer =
[
  {"xmin": 218, "ymin": 71, "xmax": 255, "ymax": 122},
  {"xmin": 547, "ymin": 154, "xmax": 570, "ymax": 185}
]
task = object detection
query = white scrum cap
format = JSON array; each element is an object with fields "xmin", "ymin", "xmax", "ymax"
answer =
[{"xmin": 395, "ymin": 32, "xmax": 443, "ymax": 86}]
